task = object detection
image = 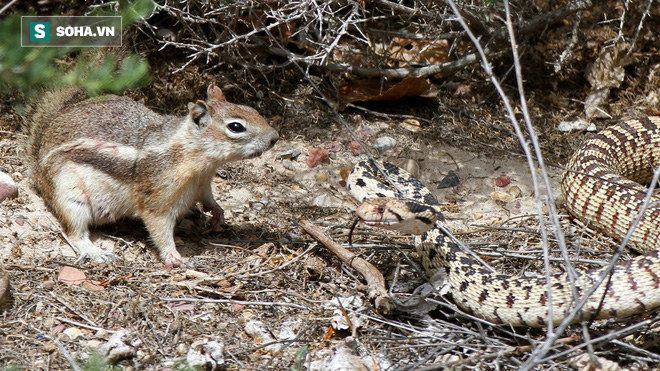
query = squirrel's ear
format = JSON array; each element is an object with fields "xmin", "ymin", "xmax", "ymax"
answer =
[
  {"xmin": 207, "ymin": 84, "xmax": 226, "ymax": 102},
  {"xmin": 188, "ymin": 100, "xmax": 212, "ymax": 127}
]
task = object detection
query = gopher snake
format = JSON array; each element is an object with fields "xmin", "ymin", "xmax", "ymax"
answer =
[{"xmin": 349, "ymin": 117, "xmax": 660, "ymax": 327}]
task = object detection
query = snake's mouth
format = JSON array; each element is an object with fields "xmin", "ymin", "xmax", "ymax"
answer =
[
  {"xmin": 350, "ymin": 217, "xmax": 397, "ymax": 246},
  {"xmin": 360, "ymin": 219, "xmax": 397, "ymax": 228}
]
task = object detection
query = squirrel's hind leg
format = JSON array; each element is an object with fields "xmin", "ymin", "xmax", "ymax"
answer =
[{"xmin": 50, "ymin": 171, "xmax": 118, "ymax": 263}]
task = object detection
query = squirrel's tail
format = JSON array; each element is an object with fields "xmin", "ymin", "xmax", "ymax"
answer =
[{"xmin": 24, "ymin": 88, "xmax": 87, "ymax": 163}]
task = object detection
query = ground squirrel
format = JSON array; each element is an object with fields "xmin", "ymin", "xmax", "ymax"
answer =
[{"xmin": 26, "ymin": 84, "xmax": 279, "ymax": 267}]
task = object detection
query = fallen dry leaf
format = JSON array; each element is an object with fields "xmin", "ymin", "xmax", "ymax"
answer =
[{"xmin": 337, "ymin": 77, "xmax": 436, "ymax": 103}]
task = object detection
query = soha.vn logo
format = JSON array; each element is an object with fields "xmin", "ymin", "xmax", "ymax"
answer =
[
  {"xmin": 30, "ymin": 22, "xmax": 116, "ymax": 41},
  {"xmin": 30, "ymin": 22, "xmax": 50, "ymax": 41}
]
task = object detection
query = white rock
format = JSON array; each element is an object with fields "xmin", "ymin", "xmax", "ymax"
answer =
[
  {"xmin": 278, "ymin": 320, "xmax": 300, "ymax": 341},
  {"xmin": 96, "ymin": 329, "xmax": 135, "ymax": 362},
  {"xmin": 244, "ymin": 320, "xmax": 280, "ymax": 353},
  {"xmin": 373, "ymin": 136, "xmax": 397, "ymax": 152},
  {"xmin": 323, "ymin": 296, "xmax": 366, "ymax": 331},
  {"xmin": 63, "ymin": 327, "xmax": 85, "ymax": 340},
  {"xmin": 322, "ymin": 340, "xmax": 370, "ymax": 371},
  {"xmin": 0, "ymin": 172, "xmax": 18, "ymax": 201},
  {"xmin": 282, "ymin": 160, "xmax": 295, "ymax": 170},
  {"xmin": 187, "ymin": 339, "xmax": 225, "ymax": 370},
  {"xmin": 313, "ymin": 194, "xmax": 331, "ymax": 207},
  {"xmin": 276, "ymin": 148, "xmax": 302, "ymax": 160},
  {"xmin": 557, "ymin": 119, "xmax": 597, "ymax": 132}
]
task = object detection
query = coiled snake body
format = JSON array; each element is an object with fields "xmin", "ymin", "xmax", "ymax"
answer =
[{"xmin": 349, "ymin": 117, "xmax": 660, "ymax": 327}]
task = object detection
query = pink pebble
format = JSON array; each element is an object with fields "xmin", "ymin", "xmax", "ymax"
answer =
[
  {"xmin": 349, "ymin": 141, "xmax": 364, "ymax": 156},
  {"xmin": 495, "ymin": 175, "xmax": 510, "ymax": 187},
  {"xmin": 306, "ymin": 147, "xmax": 330, "ymax": 168}
]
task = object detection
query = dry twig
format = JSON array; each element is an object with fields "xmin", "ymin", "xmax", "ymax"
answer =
[{"xmin": 300, "ymin": 220, "xmax": 392, "ymax": 313}]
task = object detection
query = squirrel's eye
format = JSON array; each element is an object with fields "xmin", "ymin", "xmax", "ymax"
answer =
[{"xmin": 227, "ymin": 121, "xmax": 246, "ymax": 133}]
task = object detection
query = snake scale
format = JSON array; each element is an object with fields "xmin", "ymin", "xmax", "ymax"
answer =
[{"xmin": 349, "ymin": 116, "xmax": 660, "ymax": 327}]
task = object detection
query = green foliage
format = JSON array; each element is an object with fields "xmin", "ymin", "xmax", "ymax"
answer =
[
  {"xmin": 81, "ymin": 352, "xmax": 117, "ymax": 371},
  {"xmin": 0, "ymin": 0, "xmax": 154, "ymax": 103},
  {"xmin": 291, "ymin": 345, "xmax": 309, "ymax": 371}
]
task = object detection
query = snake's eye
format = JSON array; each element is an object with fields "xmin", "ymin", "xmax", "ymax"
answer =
[{"xmin": 377, "ymin": 206, "xmax": 385, "ymax": 214}]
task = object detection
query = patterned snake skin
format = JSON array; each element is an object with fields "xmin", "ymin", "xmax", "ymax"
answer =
[{"xmin": 349, "ymin": 117, "xmax": 660, "ymax": 327}]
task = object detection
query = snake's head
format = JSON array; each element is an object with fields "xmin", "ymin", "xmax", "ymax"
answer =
[{"xmin": 355, "ymin": 198, "xmax": 439, "ymax": 235}]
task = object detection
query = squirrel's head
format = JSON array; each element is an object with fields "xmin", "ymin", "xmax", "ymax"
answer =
[{"xmin": 186, "ymin": 83, "xmax": 279, "ymax": 162}]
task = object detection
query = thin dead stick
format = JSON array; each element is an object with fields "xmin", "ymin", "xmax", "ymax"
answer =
[
  {"xmin": 55, "ymin": 340, "xmax": 82, "ymax": 371},
  {"xmin": 49, "ymin": 292, "xmax": 98, "ymax": 327},
  {"xmin": 300, "ymin": 220, "xmax": 393, "ymax": 313},
  {"xmin": 440, "ymin": 335, "xmax": 581, "ymax": 370},
  {"xmin": 160, "ymin": 297, "xmax": 308, "ymax": 310}
]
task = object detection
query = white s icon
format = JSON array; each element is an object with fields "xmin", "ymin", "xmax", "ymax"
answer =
[{"xmin": 35, "ymin": 24, "xmax": 46, "ymax": 39}]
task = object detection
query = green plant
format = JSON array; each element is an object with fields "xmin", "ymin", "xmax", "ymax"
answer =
[{"xmin": 0, "ymin": 0, "xmax": 153, "ymax": 104}]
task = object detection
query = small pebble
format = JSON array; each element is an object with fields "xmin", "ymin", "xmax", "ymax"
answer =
[
  {"xmin": 349, "ymin": 141, "xmax": 364, "ymax": 156},
  {"xmin": 327, "ymin": 142, "xmax": 342, "ymax": 152},
  {"xmin": 557, "ymin": 119, "xmax": 597, "ymax": 132},
  {"xmin": 508, "ymin": 185, "xmax": 522, "ymax": 198},
  {"xmin": 282, "ymin": 160, "xmax": 295, "ymax": 171},
  {"xmin": 313, "ymin": 194, "xmax": 331, "ymax": 207},
  {"xmin": 156, "ymin": 28, "xmax": 176, "ymax": 41},
  {"xmin": 399, "ymin": 158, "xmax": 420, "ymax": 178},
  {"xmin": 279, "ymin": 232, "xmax": 304, "ymax": 245},
  {"xmin": 339, "ymin": 167, "xmax": 352, "ymax": 183},
  {"xmin": 490, "ymin": 191, "xmax": 514, "ymax": 202},
  {"xmin": 495, "ymin": 175, "xmax": 510, "ymax": 187},
  {"xmin": 373, "ymin": 136, "xmax": 396, "ymax": 152},
  {"xmin": 306, "ymin": 147, "xmax": 330, "ymax": 168},
  {"xmin": 42, "ymin": 342, "xmax": 57, "ymax": 353},
  {"xmin": 0, "ymin": 172, "xmax": 18, "ymax": 201},
  {"xmin": 437, "ymin": 172, "xmax": 460, "ymax": 188},
  {"xmin": 63, "ymin": 327, "xmax": 85, "ymax": 340},
  {"xmin": 357, "ymin": 127, "xmax": 376, "ymax": 138},
  {"xmin": 276, "ymin": 148, "xmax": 302, "ymax": 160},
  {"xmin": 400, "ymin": 118, "xmax": 421, "ymax": 132}
]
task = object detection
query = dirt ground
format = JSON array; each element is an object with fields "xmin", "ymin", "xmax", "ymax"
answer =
[
  {"xmin": 3, "ymin": 4, "xmax": 660, "ymax": 370},
  {"xmin": 0, "ymin": 113, "xmax": 571, "ymax": 368},
  {"xmin": 1, "ymin": 93, "xmax": 658, "ymax": 370}
]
